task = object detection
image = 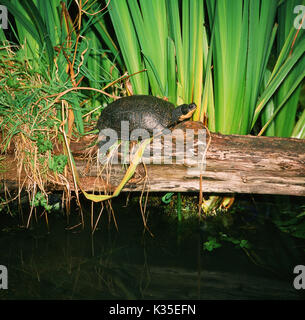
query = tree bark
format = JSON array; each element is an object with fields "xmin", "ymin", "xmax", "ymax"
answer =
[{"xmin": 1, "ymin": 122, "xmax": 305, "ymax": 196}]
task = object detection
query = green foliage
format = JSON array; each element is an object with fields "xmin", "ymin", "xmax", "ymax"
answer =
[
  {"xmin": 0, "ymin": 0, "xmax": 116, "ymax": 143},
  {"xmin": 107, "ymin": 0, "xmax": 148, "ymax": 95},
  {"xmin": 219, "ymin": 233, "xmax": 251, "ymax": 249},
  {"xmin": 106, "ymin": 0, "xmax": 209, "ymax": 109},
  {"xmin": 272, "ymin": 207, "xmax": 305, "ymax": 239},
  {"xmin": 48, "ymin": 154, "xmax": 67, "ymax": 174},
  {"xmin": 272, "ymin": 0, "xmax": 305, "ymax": 138},
  {"xmin": 31, "ymin": 191, "xmax": 60, "ymax": 212},
  {"xmin": 163, "ymin": 194, "xmax": 200, "ymax": 221},
  {"xmin": 1, "ymin": 0, "xmax": 56, "ymax": 70},
  {"xmin": 101, "ymin": 0, "xmax": 305, "ymax": 139},
  {"xmin": 203, "ymin": 233, "xmax": 250, "ymax": 252},
  {"xmin": 203, "ymin": 237, "xmax": 222, "ymax": 251},
  {"xmin": 208, "ymin": 0, "xmax": 295, "ymax": 135},
  {"xmin": 161, "ymin": 192, "xmax": 175, "ymax": 204},
  {"xmin": 2, "ymin": 0, "xmax": 304, "ymax": 140},
  {"xmin": 35, "ymin": 134, "xmax": 53, "ymax": 153},
  {"xmin": 259, "ymin": 0, "xmax": 305, "ymax": 138}
]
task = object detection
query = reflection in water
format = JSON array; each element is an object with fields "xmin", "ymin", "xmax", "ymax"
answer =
[{"xmin": 0, "ymin": 195, "xmax": 304, "ymax": 300}]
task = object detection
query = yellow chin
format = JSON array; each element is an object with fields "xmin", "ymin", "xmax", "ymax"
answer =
[{"xmin": 178, "ymin": 108, "xmax": 196, "ymax": 121}]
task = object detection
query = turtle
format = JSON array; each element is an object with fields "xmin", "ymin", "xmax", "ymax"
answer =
[{"xmin": 96, "ymin": 95, "xmax": 197, "ymax": 140}]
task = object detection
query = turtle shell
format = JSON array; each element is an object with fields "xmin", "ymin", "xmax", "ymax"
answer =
[{"xmin": 97, "ymin": 95, "xmax": 175, "ymax": 137}]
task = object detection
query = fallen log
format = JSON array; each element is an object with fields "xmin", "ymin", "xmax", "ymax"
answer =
[{"xmin": 1, "ymin": 122, "xmax": 305, "ymax": 196}]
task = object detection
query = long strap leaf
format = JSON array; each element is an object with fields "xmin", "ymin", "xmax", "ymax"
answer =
[
  {"xmin": 64, "ymin": 135, "xmax": 152, "ymax": 202},
  {"xmin": 252, "ymin": 37, "xmax": 305, "ymax": 128}
]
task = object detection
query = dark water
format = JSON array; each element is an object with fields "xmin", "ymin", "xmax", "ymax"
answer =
[{"xmin": 0, "ymin": 194, "xmax": 304, "ymax": 300}]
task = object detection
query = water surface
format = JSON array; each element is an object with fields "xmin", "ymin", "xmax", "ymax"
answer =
[{"xmin": 0, "ymin": 194, "xmax": 304, "ymax": 300}]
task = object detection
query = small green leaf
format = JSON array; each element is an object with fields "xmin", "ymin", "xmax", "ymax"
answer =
[{"xmin": 203, "ymin": 237, "xmax": 222, "ymax": 252}]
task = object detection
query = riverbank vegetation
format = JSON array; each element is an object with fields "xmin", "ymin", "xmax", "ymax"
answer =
[{"xmin": 0, "ymin": 0, "xmax": 304, "ymax": 232}]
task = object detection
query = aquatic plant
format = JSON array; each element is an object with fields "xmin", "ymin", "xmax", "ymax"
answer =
[{"xmin": 203, "ymin": 237, "xmax": 222, "ymax": 251}]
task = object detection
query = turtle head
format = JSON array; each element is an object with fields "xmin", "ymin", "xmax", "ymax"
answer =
[{"xmin": 172, "ymin": 103, "xmax": 197, "ymax": 123}]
